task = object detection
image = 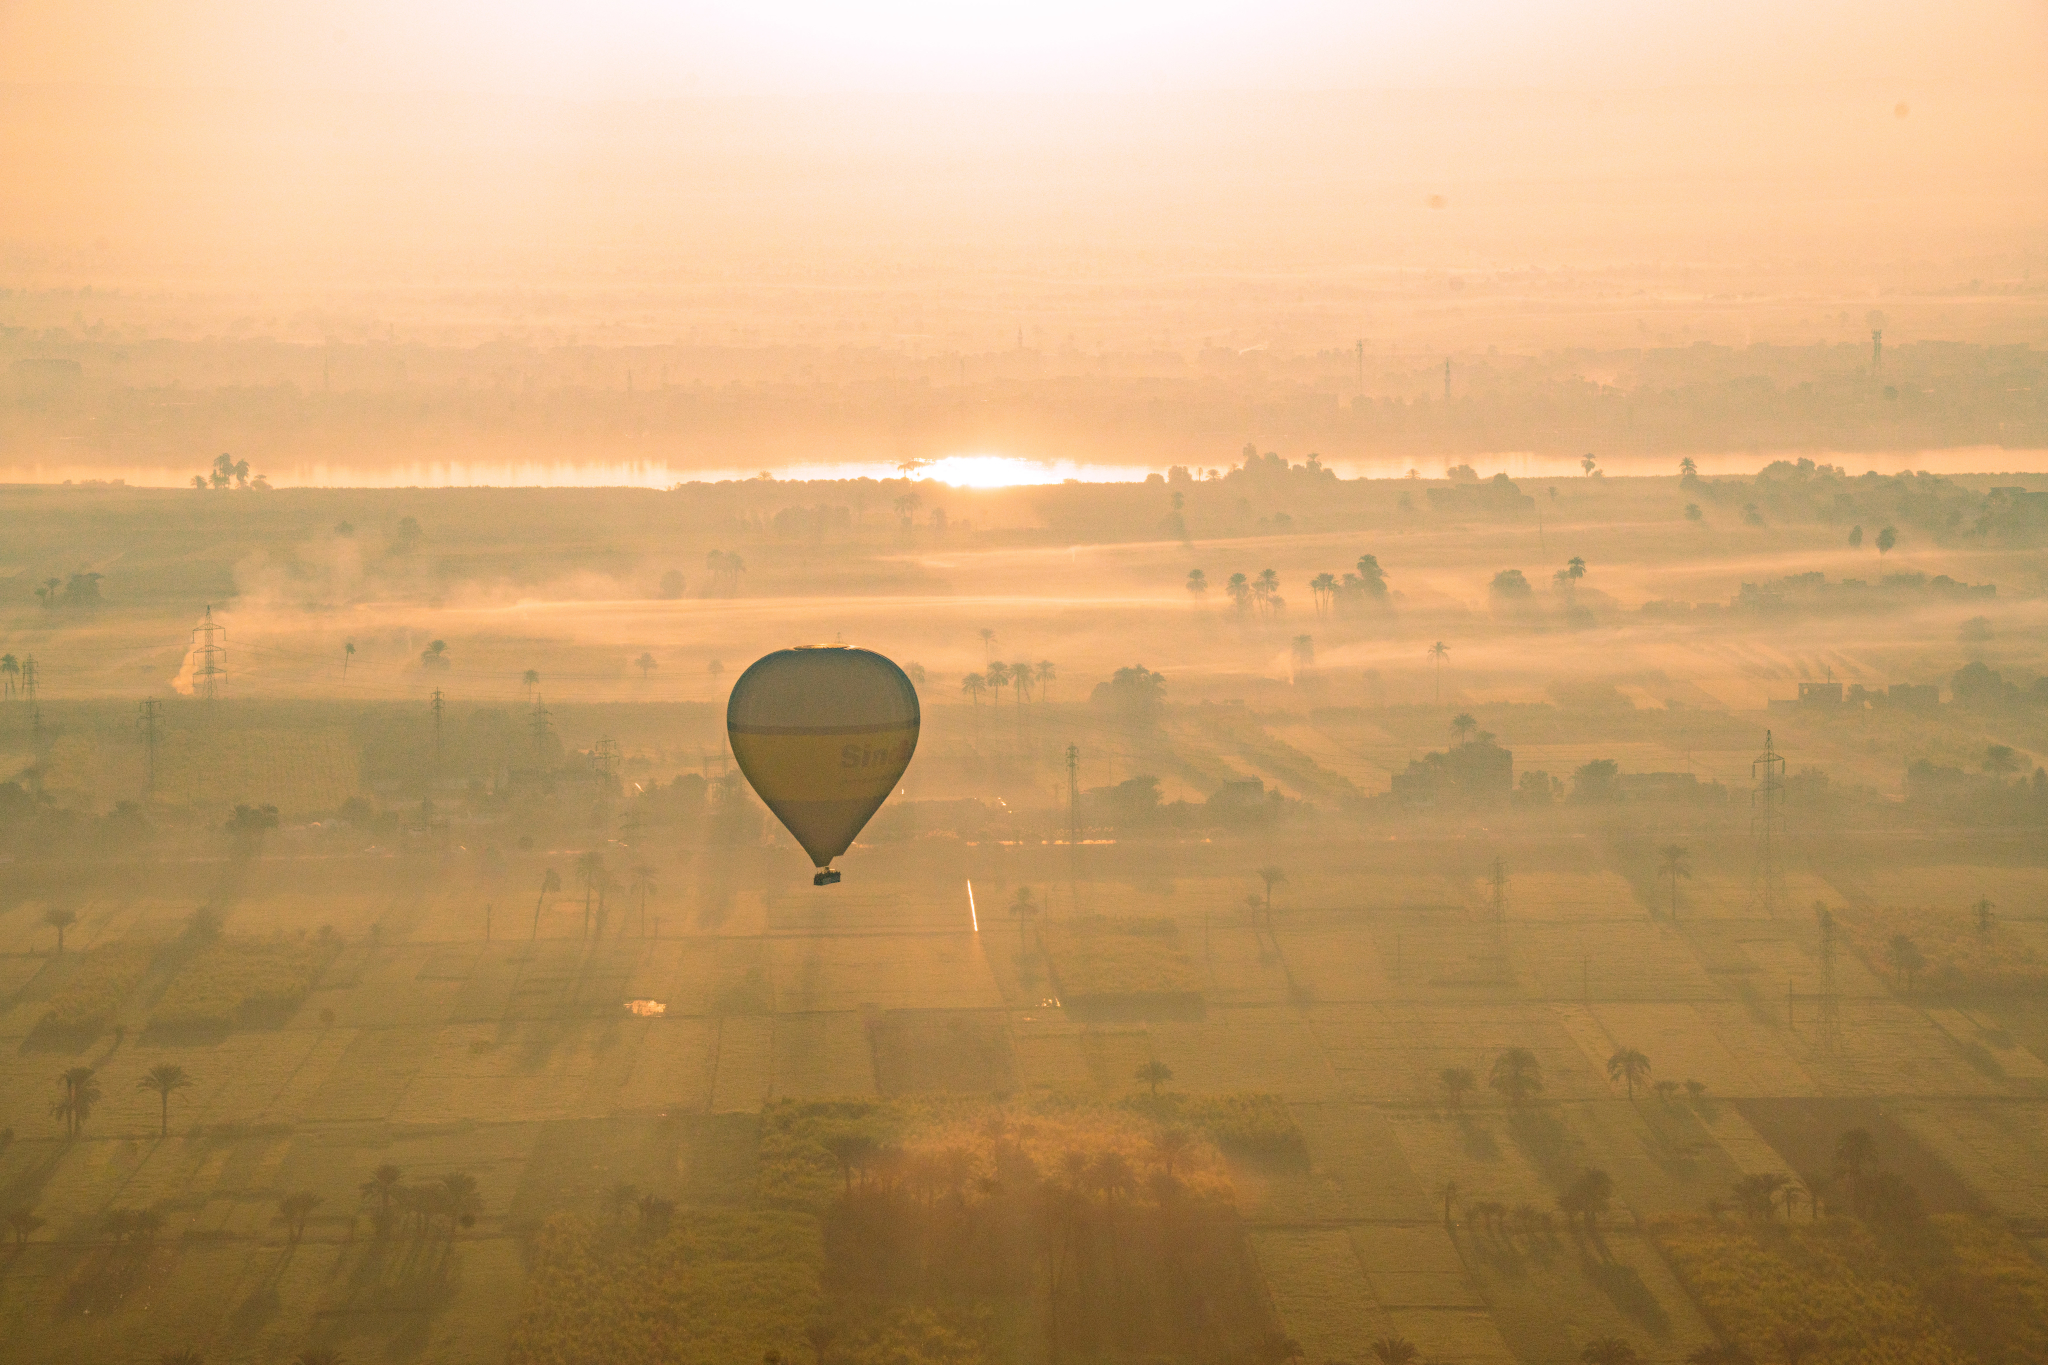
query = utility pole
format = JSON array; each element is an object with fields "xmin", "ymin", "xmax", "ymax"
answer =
[
  {"xmin": 22, "ymin": 655, "xmax": 40, "ymax": 743},
  {"xmin": 139, "ymin": 698, "xmax": 162, "ymax": 794},
  {"xmin": 1748, "ymin": 730, "xmax": 1786, "ymax": 915},
  {"xmin": 530, "ymin": 694, "xmax": 552, "ymax": 771},
  {"xmin": 430, "ymin": 688, "xmax": 445, "ymax": 765},
  {"xmin": 192, "ymin": 605, "xmax": 226, "ymax": 701},
  {"xmin": 1065, "ymin": 743, "xmax": 1080, "ymax": 845},
  {"xmin": 1816, "ymin": 905, "xmax": 1841, "ymax": 1053},
  {"xmin": 1871, "ymin": 328, "xmax": 1883, "ymax": 377}
]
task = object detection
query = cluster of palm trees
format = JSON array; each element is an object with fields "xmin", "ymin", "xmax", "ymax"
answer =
[
  {"xmin": 803, "ymin": 1115, "xmax": 1247, "ymax": 1358},
  {"xmin": 1306, "ymin": 555, "xmax": 1391, "ymax": 617},
  {"xmin": 1708, "ymin": 1127, "xmax": 1917, "ymax": 1227},
  {"xmin": 961, "ymin": 659, "xmax": 1055, "ymax": 711},
  {"xmin": 531, "ymin": 854, "xmax": 658, "ymax": 939},
  {"xmin": 1219, "ymin": 569, "xmax": 1284, "ymax": 617},
  {"xmin": 358, "ymin": 1164, "xmax": 483, "ymax": 1240},
  {"xmin": 704, "ymin": 550, "xmax": 747, "ymax": 595}
]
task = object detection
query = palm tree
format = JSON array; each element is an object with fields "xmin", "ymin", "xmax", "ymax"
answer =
[
  {"xmin": 574, "ymin": 851, "xmax": 606, "ymax": 938},
  {"xmin": 1440, "ymin": 1066, "xmax": 1476, "ymax": 1110},
  {"xmin": 1580, "ymin": 454, "xmax": 1598, "ymax": 476},
  {"xmin": 1011, "ymin": 885, "xmax": 1037, "ymax": 956},
  {"xmin": 985, "ymin": 660, "xmax": 1012, "ymax": 702},
  {"xmin": 1134, "ymin": 1060, "xmax": 1173, "ymax": 1097},
  {"xmin": 1658, "ymin": 845, "xmax": 1693, "ymax": 918},
  {"xmin": 522, "ymin": 668, "xmax": 539, "ymax": 700},
  {"xmin": 0, "ymin": 653, "xmax": 17, "ymax": 698},
  {"xmin": 1187, "ymin": 568, "xmax": 1207, "ymax": 597},
  {"xmin": 961, "ymin": 672, "xmax": 986, "ymax": 707},
  {"xmin": 1036, "ymin": 660, "xmax": 1056, "ymax": 701},
  {"xmin": 1876, "ymin": 525, "xmax": 1897, "ymax": 555},
  {"xmin": 1607, "ymin": 1048, "xmax": 1651, "ymax": 1100},
  {"xmin": 1886, "ymin": 934, "xmax": 1926, "ymax": 993},
  {"xmin": 1833, "ymin": 1128, "xmax": 1878, "ymax": 1215},
  {"xmin": 1679, "ymin": 456, "xmax": 1697, "ymax": 479},
  {"xmin": 342, "ymin": 641, "xmax": 355, "ymax": 677},
  {"xmin": 1369, "ymin": 1338, "xmax": 1419, "ymax": 1365},
  {"xmin": 635, "ymin": 652, "xmax": 657, "ymax": 681},
  {"xmin": 1151, "ymin": 1127, "xmax": 1194, "ymax": 1178},
  {"xmin": 139, "ymin": 1064, "xmax": 192, "ymax": 1137},
  {"xmin": 53, "ymin": 1066, "xmax": 101, "ymax": 1138},
  {"xmin": 1451, "ymin": 713, "xmax": 1477, "ymax": 744},
  {"xmin": 360, "ymin": 1164, "xmax": 403, "ymax": 1231},
  {"xmin": 42, "ymin": 906, "xmax": 76, "ymax": 953},
  {"xmin": 1226, "ymin": 572, "xmax": 1252, "ymax": 614},
  {"xmin": 977, "ymin": 627, "xmax": 997, "ymax": 658},
  {"xmin": 1310, "ymin": 572, "xmax": 1337, "ymax": 615},
  {"xmin": 1435, "ymin": 1178, "xmax": 1459, "ymax": 1229},
  {"xmin": 1430, "ymin": 640, "xmax": 1449, "ymax": 700},
  {"xmin": 630, "ymin": 864, "xmax": 658, "ymax": 936},
  {"xmin": 1489, "ymin": 1048, "xmax": 1543, "ymax": 1106},
  {"xmin": 277, "ymin": 1191, "xmax": 322, "ymax": 1248},
  {"xmin": 1254, "ymin": 568, "xmax": 1280, "ymax": 614},
  {"xmin": 531, "ymin": 868, "xmax": 560, "ymax": 938},
  {"xmin": 1566, "ymin": 1169, "xmax": 1614, "ymax": 1237},
  {"xmin": 440, "ymin": 1171, "xmax": 482, "ymax": 1230}
]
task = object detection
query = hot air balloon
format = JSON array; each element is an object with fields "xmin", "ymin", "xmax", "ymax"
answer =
[{"xmin": 726, "ymin": 645, "xmax": 919, "ymax": 885}]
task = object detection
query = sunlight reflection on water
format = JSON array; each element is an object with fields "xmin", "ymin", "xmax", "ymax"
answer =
[{"xmin": 7, "ymin": 447, "xmax": 2044, "ymax": 489}]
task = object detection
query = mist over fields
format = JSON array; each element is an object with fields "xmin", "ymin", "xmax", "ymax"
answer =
[{"xmin": 3, "ymin": 4, "xmax": 2048, "ymax": 1364}]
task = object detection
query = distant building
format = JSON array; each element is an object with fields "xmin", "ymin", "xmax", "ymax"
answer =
[{"xmin": 1797, "ymin": 682, "xmax": 1843, "ymax": 708}]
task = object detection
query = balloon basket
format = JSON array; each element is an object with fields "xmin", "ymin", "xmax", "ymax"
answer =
[{"xmin": 813, "ymin": 869, "xmax": 842, "ymax": 886}]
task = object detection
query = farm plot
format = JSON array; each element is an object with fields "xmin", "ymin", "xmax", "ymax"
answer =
[
  {"xmin": 1575, "ymin": 1001, "xmax": 1807, "ymax": 1098},
  {"xmin": 771, "ymin": 1012, "xmax": 880, "ymax": 1099},
  {"xmin": 1252, "ymin": 1228, "xmax": 1392, "ymax": 1361},
  {"xmin": 712, "ymin": 1015, "xmax": 777, "ymax": 1112},
  {"xmin": 1503, "ymin": 869, "xmax": 1643, "ymax": 922},
  {"xmin": 1653, "ymin": 1216, "xmax": 1974, "ymax": 1365},
  {"xmin": 506, "ymin": 1211, "xmax": 824, "ymax": 1365},
  {"xmin": 766, "ymin": 932, "xmax": 1001, "ymax": 1012},
  {"xmin": 388, "ymin": 1017, "xmax": 636, "ymax": 1124},
  {"xmin": 1510, "ymin": 922, "xmax": 1720, "ymax": 1001},
  {"xmin": 1151, "ymin": 1005, "xmax": 1338, "ymax": 1099},
  {"xmin": 1041, "ymin": 914, "xmax": 1204, "ymax": 1012},
  {"xmin": 153, "ymin": 727, "xmax": 360, "ymax": 814},
  {"xmin": 863, "ymin": 1009, "xmax": 1012, "ymax": 1095},
  {"xmin": 1272, "ymin": 921, "xmax": 1391, "ymax": 1004},
  {"xmin": 31, "ymin": 940, "xmax": 158, "ymax": 1038},
  {"xmin": 615, "ymin": 1016, "xmax": 722, "ymax": 1114},
  {"xmin": 149, "ymin": 933, "xmax": 342, "ymax": 1032},
  {"xmin": 1836, "ymin": 904, "xmax": 2048, "ymax": 996}
]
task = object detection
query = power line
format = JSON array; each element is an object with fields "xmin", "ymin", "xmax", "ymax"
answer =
[
  {"xmin": 139, "ymin": 698, "xmax": 162, "ymax": 794},
  {"xmin": 191, "ymin": 606, "xmax": 226, "ymax": 701},
  {"xmin": 1747, "ymin": 729, "xmax": 1785, "ymax": 916}
]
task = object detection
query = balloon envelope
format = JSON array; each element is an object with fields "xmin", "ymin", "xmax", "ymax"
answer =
[{"xmin": 726, "ymin": 645, "xmax": 919, "ymax": 872}]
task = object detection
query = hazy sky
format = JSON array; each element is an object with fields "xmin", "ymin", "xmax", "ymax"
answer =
[{"xmin": 4, "ymin": 0, "xmax": 2044, "ymax": 95}]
